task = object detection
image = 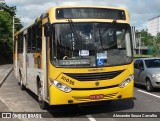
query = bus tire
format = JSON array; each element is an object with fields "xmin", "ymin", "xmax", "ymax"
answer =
[
  {"xmin": 107, "ymin": 100, "xmax": 113, "ymax": 103},
  {"xmin": 19, "ymin": 71, "xmax": 25, "ymax": 90},
  {"xmin": 37, "ymin": 82, "xmax": 48, "ymax": 110}
]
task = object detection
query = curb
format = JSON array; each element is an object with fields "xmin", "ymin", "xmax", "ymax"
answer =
[{"xmin": 0, "ymin": 68, "xmax": 13, "ymax": 87}]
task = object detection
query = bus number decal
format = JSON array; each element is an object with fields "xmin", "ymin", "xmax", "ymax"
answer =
[{"xmin": 61, "ymin": 76, "xmax": 75, "ymax": 85}]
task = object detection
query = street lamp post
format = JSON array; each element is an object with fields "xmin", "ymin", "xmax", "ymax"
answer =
[
  {"xmin": 139, "ymin": 33, "xmax": 141, "ymax": 55},
  {"xmin": 137, "ymin": 31, "xmax": 144, "ymax": 55},
  {"xmin": 13, "ymin": 16, "xmax": 22, "ymax": 41},
  {"xmin": 0, "ymin": 7, "xmax": 17, "ymax": 42},
  {"xmin": 1, "ymin": 7, "xmax": 21, "ymax": 42}
]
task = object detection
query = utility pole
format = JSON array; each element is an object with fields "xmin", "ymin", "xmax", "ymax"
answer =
[
  {"xmin": 1, "ymin": 6, "xmax": 21, "ymax": 42},
  {"xmin": 0, "ymin": 7, "xmax": 15, "ymax": 41},
  {"xmin": 0, "ymin": 5, "xmax": 16, "ymax": 41},
  {"xmin": 12, "ymin": 16, "xmax": 22, "ymax": 41},
  {"xmin": 0, "ymin": 6, "xmax": 4, "ymax": 11},
  {"xmin": 138, "ymin": 33, "xmax": 141, "ymax": 55}
]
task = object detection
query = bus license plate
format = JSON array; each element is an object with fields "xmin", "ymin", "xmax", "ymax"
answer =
[{"xmin": 90, "ymin": 94, "xmax": 104, "ymax": 99}]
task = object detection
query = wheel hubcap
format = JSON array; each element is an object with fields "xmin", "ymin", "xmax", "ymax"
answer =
[
  {"xmin": 20, "ymin": 77, "xmax": 22, "ymax": 87},
  {"xmin": 146, "ymin": 82, "xmax": 150, "ymax": 90},
  {"xmin": 38, "ymin": 87, "xmax": 43, "ymax": 101}
]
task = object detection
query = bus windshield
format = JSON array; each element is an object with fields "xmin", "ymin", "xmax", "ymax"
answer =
[{"xmin": 50, "ymin": 23, "xmax": 132, "ymax": 67}]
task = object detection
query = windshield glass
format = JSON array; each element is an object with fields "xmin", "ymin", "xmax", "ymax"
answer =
[
  {"xmin": 50, "ymin": 22, "xmax": 132, "ymax": 67},
  {"xmin": 145, "ymin": 59, "xmax": 160, "ymax": 68}
]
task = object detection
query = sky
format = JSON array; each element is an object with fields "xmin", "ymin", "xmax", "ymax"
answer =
[{"xmin": 4, "ymin": 0, "xmax": 160, "ymax": 30}]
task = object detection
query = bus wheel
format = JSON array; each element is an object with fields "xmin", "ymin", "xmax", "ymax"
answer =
[
  {"xmin": 38, "ymin": 83, "xmax": 48, "ymax": 110},
  {"xmin": 107, "ymin": 100, "xmax": 113, "ymax": 103},
  {"xmin": 19, "ymin": 72, "xmax": 25, "ymax": 90}
]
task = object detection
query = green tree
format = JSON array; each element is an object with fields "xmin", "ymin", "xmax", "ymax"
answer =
[
  {"xmin": 136, "ymin": 30, "xmax": 160, "ymax": 56},
  {"xmin": 135, "ymin": 29, "xmax": 154, "ymax": 46},
  {"xmin": 153, "ymin": 33, "xmax": 160, "ymax": 56},
  {"xmin": 135, "ymin": 29, "xmax": 160, "ymax": 56},
  {"xmin": 0, "ymin": 2, "xmax": 23, "ymax": 64}
]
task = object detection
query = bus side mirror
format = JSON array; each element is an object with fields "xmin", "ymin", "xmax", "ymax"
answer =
[{"xmin": 44, "ymin": 22, "xmax": 51, "ymax": 37}]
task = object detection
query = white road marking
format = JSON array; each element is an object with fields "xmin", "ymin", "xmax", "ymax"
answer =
[
  {"xmin": 0, "ymin": 98, "xmax": 22, "ymax": 120},
  {"xmin": 137, "ymin": 90, "xmax": 160, "ymax": 99},
  {"xmin": 86, "ymin": 115, "xmax": 96, "ymax": 121},
  {"xmin": 0, "ymin": 97, "xmax": 13, "ymax": 112}
]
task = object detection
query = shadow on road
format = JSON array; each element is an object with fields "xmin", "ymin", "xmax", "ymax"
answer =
[
  {"xmin": 153, "ymin": 88, "xmax": 160, "ymax": 92},
  {"xmin": 48, "ymin": 99, "xmax": 134, "ymax": 117},
  {"xmin": 25, "ymin": 88, "xmax": 134, "ymax": 118},
  {"xmin": 134, "ymin": 84, "xmax": 146, "ymax": 90}
]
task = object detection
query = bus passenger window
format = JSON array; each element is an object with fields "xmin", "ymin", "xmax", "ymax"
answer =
[
  {"xmin": 13, "ymin": 38, "xmax": 16, "ymax": 54},
  {"xmin": 31, "ymin": 25, "xmax": 36, "ymax": 53},
  {"xmin": 27, "ymin": 28, "xmax": 31, "ymax": 53},
  {"xmin": 20, "ymin": 34, "xmax": 23, "ymax": 53},
  {"xmin": 32, "ymin": 39, "xmax": 36, "ymax": 52},
  {"xmin": 36, "ymin": 22, "xmax": 42, "ymax": 52},
  {"xmin": 18, "ymin": 36, "xmax": 21, "ymax": 53},
  {"xmin": 37, "ymin": 38, "xmax": 42, "ymax": 52},
  {"xmin": 18, "ymin": 34, "xmax": 23, "ymax": 53},
  {"xmin": 27, "ymin": 39, "xmax": 31, "ymax": 53}
]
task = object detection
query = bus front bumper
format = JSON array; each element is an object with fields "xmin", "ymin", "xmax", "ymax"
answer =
[{"xmin": 49, "ymin": 80, "xmax": 134, "ymax": 105}]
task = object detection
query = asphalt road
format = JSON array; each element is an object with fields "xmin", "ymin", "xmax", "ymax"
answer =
[{"xmin": 1, "ymin": 65, "xmax": 160, "ymax": 121}]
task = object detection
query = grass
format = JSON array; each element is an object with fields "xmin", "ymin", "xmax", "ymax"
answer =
[{"xmin": 134, "ymin": 54, "xmax": 154, "ymax": 58}]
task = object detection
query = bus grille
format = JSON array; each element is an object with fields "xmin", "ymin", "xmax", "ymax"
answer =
[
  {"xmin": 64, "ymin": 70, "xmax": 124, "ymax": 81},
  {"xmin": 72, "ymin": 92, "xmax": 118, "ymax": 102}
]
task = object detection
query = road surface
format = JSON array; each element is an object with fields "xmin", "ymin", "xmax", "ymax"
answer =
[{"xmin": 0, "ymin": 64, "xmax": 160, "ymax": 121}]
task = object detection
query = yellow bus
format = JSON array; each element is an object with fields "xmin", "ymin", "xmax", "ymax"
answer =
[{"xmin": 14, "ymin": 6, "xmax": 134, "ymax": 109}]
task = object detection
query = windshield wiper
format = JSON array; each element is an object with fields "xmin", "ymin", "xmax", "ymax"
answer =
[
  {"xmin": 99, "ymin": 20, "xmax": 117, "ymax": 38},
  {"xmin": 68, "ymin": 19, "xmax": 84, "ymax": 59},
  {"xmin": 68, "ymin": 19, "xmax": 81, "ymax": 44},
  {"xmin": 98, "ymin": 26, "xmax": 104, "ymax": 51},
  {"xmin": 97, "ymin": 20, "xmax": 117, "ymax": 50}
]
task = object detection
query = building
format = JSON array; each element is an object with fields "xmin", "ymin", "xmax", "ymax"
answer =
[{"xmin": 147, "ymin": 16, "xmax": 160, "ymax": 36}]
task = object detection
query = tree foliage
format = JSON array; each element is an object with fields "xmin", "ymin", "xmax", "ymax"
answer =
[
  {"xmin": 0, "ymin": 2, "xmax": 23, "ymax": 64},
  {"xmin": 135, "ymin": 29, "xmax": 160, "ymax": 56},
  {"xmin": 135, "ymin": 29, "xmax": 153, "ymax": 46}
]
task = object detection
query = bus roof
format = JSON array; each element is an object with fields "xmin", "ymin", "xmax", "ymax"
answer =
[
  {"xmin": 15, "ymin": 6, "xmax": 128, "ymax": 36},
  {"xmin": 47, "ymin": 6, "xmax": 127, "ymax": 11}
]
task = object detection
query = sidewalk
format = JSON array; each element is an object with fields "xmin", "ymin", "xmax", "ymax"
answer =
[
  {"xmin": 0, "ymin": 68, "xmax": 20, "ymax": 121},
  {"xmin": 0, "ymin": 64, "xmax": 13, "ymax": 87}
]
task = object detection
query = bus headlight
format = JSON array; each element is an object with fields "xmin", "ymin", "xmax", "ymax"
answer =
[
  {"xmin": 119, "ymin": 75, "xmax": 134, "ymax": 88},
  {"xmin": 50, "ymin": 80, "xmax": 72, "ymax": 93}
]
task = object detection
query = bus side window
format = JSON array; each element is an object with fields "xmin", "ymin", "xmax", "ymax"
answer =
[
  {"xmin": 50, "ymin": 25, "xmax": 55, "ymax": 60},
  {"xmin": 14, "ymin": 37, "xmax": 16, "ymax": 54},
  {"xmin": 20, "ymin": 34, "xmax": 23, "ymax": 53},
  {"xmin": 36, "ymin": 22, "xmax": 42, "ymax": 52},
  {"xmin": 31, "ymin": 25, "xmax": 36, "ymax": 53},
  {"xmin": 27, "ymin": 28, "xmax": 31, "ymax": 53},
  {"xmin": 18, "ymin": 34, "xmax": 23, "ymax": 53},
  {"xmin": 18, "ymin": 35, "xmax": 20, "ymax": 53}
]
